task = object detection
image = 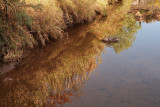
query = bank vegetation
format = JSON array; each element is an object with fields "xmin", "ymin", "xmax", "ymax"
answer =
[{"xmin": 0, "ymin": 0, "xmax": 117, "ymax": 62}]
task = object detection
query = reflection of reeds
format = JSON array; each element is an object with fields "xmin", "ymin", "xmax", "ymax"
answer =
[
  {"xmin": 43, "ymin": 35, "xmax": 102, "ymax": 106},
  {"xmin": 0, "ymin": 27, "xmax": 104, "ymax": 106},
  {"xmin": 45, "ymin": 70, "xmax": 94, "ymax": 106}
]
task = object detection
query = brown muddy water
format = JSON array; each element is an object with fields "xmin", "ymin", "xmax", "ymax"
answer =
[{"xmin": 0, "ymin": 9, "xmax": 160, "ymax": 107}]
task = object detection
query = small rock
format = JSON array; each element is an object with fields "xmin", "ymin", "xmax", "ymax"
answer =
[
  {"xmin": 102, "ymin": 38, "xmax": 109, "ymax": 43},
  {"xmin": 102, "ymin": 37, "xmax": 120, "ymax": 43}
]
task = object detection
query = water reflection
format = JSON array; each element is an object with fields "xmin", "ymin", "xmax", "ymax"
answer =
[
  {"xmin": 0, "ymin": 24, "xmax": 104, "ymax": 106},
  {"xmin": 0, "ymin": 3, "xmax": 148, "ymax": 107},
  {"xmin": 107, "ymin": 14, "xmax": 141, "ymax": 54}
]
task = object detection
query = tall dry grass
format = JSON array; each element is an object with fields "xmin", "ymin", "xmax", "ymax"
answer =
[{"xmin": 0, "ymin": 0, "xmax": 109, "ymax": 62}]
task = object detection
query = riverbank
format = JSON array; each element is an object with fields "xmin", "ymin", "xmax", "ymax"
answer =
[
  {"xmin": 0, "ymin": 0, "xmax": 135, "ymax": 74},
  {"xmin": 0, "ymin": 0, "xmax": 111, "ymax": 62},
  {"xmin": 0, "ymin": 0, "xmax": 125, "ymax": 71},
  {"xmin": 0, "ymin": 0, "xmax": 138, "ymax": 73}
]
